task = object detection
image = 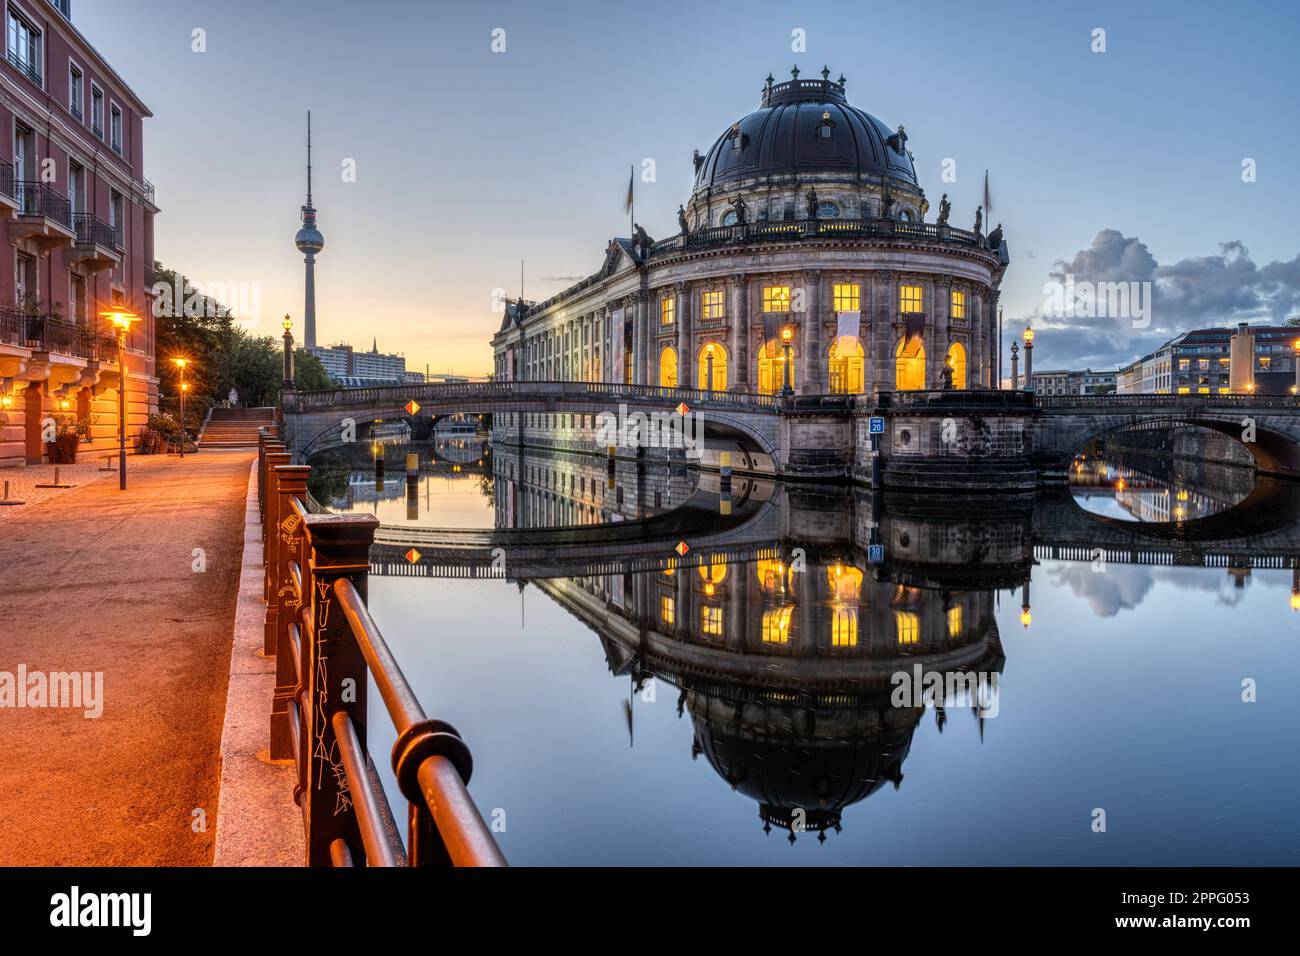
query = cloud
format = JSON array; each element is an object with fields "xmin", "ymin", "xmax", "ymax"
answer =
[
  {"xmin": 1027, "ymin": 231, "xmax": 1300, "ymax": 370},
  {"xmin": 1046, "ymin": 564, "xmax": 1155, "ymax": 618}
]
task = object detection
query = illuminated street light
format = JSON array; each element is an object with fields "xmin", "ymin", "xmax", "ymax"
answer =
[
  {"xmin": 780, "ymin": 324, "xmax": 795, "ymax": 396},
  {"xmin": 1023, "ymin": 326, "xmax": 1035, "ymax": 392},
  {"xmin": 705, "ymin": 342, "xmax": 716, "ymax": 394},
  {"xmin": 101, "ymin": 309, "xmax": 140, "ymax": 490},
  {"xmin": 174, "ymin": 357, "xmax": 192, "ymax": 460}
]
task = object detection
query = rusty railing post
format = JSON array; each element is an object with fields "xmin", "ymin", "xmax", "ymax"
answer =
[
  {"xmin": 261, "ymin": 440, "xmax": 286, "ymax": 552},
  {"xmin": 271, "ymin": 464, "xmax": 311, "ymax": 761},
  {"xmin": 262, "ymin": 450, "xmax": 291, "ymax": 647},
  {"xmin": 301, "ymin": 512, "xmax": 379, "ymax": 866}
]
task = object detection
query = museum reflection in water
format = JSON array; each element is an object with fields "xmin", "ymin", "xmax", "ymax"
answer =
[{"xmin": 311, "ymin": 432, "xmax": 1298, "ymax": 846}]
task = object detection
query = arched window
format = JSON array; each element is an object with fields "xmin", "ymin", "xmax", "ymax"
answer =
[
  {"xmin": 816, "ymin": 200, "xmax": 841, "ymax": 219},
  {"xmin": 828, "ymin": 340, "xmax": 865, "ymax": 394},
  {"xmin": 762, "ymin": 606, "xmax": 794, "ymax": 644},
  {"xmin": 720, "ymin": 210, "xmax": 738, "ymax": 226},
  {"xmin": 659, "ymin": 346, "xmax": 678, "ymax": 387},
  {"xmin": 697, "ymin": 342, "xmax": 727, "ymax": 392},
  {"xmin": 946, "ymin": 341, "xmax": 967, "ymax": 390},
  {"xmin": 895, "ymin": 336, "xmax": 926, "ymax": 391},
  {"xmin": 757, "ymin": 342, "xmax": 796, "ymax": 394}
]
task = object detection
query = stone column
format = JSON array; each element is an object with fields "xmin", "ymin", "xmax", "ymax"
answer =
[
  {"xmin": 935, "ymin": 274, "xmax": 951, "ymax": 385},
  {"xmin": 728, "ymin": 273, "xmax": 749, "ymax": 390},
  {"xmin": 801, "ymin": 269, "xmax": 823, "ymax": 394},
  {"xmin": 675, "ymin": 281, "xmax": 694, "ymax": 388},
  {"xmin": 634, "ymin": 291, "xmax": 650, "ymax": 385},
  {"xmin": 872, "ymin": 272, "xmax": 895, "ymax": 394},
  {"xmin": 923, "ymin": 275, "xmax": 938, "ymax": 389}
]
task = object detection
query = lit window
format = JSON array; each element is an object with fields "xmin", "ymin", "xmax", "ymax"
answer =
[
  {"xmin": 951, "ymin": 290, "xmax": 966, "ymax": 319},
  {"xmin": 762, "ymin": 606, "xmax": 793, "ymax": 644},
  {"xmin": 763, "ymin": 285, "xmax": 791, "ymax": 313},
  {"xmin": 947, "ymin": 605, "xmax": 962, "ymax": 638},
  {"xmin": 660, "ymin": 595, "xmax": 675, "ymax": 627},
  {"xmin": 701, "ymin": 290, "xmax": 724, "ymax": 320},
  {"xmin": 899, "ymin": 285, "xmax": 922, "ymax": 314},
  {"xmin": 701, "ymin": 605, "xmax": 724, "ymax": 637},
  {"xmin": 831, "ymin": 609, "xmax": 857, "ymax": 647},
  {"xmin": 895, "ymin": 611, "xmax": 919, "ymax": 645},
  {"xmin": 660, "ymin": 297, "xmax": 675, "ymax": 325},
  {"xmin": 832, "ymin": 283, "xmax": 860, "ymax": 312},
  {"xmin": 1178, "ymin": 359, "xmax": 1190, "ymax": 370},
  {"xmin": 826, "ymin": 564, "xmax": 863, "ymax": 601},
  {"xmin": 698, "ymin": 555, "xmax": 728, "ymax": 584},
  {"xmin": 829, "ymin": 340, "xmax": 864, "ymax": 394},
  {"xmin": 1176, "ymin": 386, "xmax": 1190, "ymax": 394},
  {"xmin": 755, "ymin": 559, "xmax": 788, "ymax": 593},
  {"xmin": 658, "ymin": 346, "xmax": 677, "ymax": 387}
]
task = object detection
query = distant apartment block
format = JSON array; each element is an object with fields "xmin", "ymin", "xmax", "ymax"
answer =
[
  {"xmin": 0, "ymin": 0, "xmax": 159, "ymax": 466},
  {"xmin": 1031, "ymin": 368, "xmax": 1117, "ymax": 396},
  {"xmin": 309, "ymin": 339, "xmax": 408, "ymax": 385},
  {"xmin": 1116, "ymin": 324, "xmax": 1299, "ymax": 395}
]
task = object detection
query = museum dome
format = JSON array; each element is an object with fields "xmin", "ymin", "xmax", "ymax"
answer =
[{"xmin": 691, "ymin": 69, "xmax": 919, "ymax": 197}]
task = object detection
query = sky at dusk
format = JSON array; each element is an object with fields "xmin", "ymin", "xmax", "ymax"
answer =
[{"xmin": 75, "ymin": 0, "xmax": 1300, "ymax": 376}]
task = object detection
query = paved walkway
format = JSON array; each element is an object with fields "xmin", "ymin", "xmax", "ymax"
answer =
[{"xmin": 0, "ymin": 449, "xmax": 256, "ymax": 865}]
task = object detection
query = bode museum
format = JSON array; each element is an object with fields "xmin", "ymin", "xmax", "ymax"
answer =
[{"xmin": 492, "ymin": 67, "xmax": 1010, "ymax": 406}]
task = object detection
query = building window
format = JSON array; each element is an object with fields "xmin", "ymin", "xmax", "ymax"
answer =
[
  {"xmin": 68, "ymin": 63, "xmax": 83, "ymax": 120},
  {"xmin": 701, "ymin": 289, "xmax": 724, "ymax": 320},
  {"xmin": 660, "ymin": 296, "xmax": 674, "ymax": 325},
  {"xmin": 720, "ymin": 210, "xmax": 738, "ymax": 226},
  {"xmin": 828, "ymin": 340, "xmax": 864, "ymax": 394},
  {"xmin": 697, "ymin": 342, "xmax": 727, "ymax": 392},
  {"xmin": 91, "ymin": 85, "xmax": 104, "ymax": 137},
  {"xmin": 951, "ymin": 289, "xmax": 966, "ymax": 319},
  {"xmin": 660, "ymin": 595, "xmax": 675, "ymax": 628},
  {"xmin": 701, "ymin": 605, "xmax": 724, "ymax": 637},
  {"xmin": 110, "ymin": 105, "xmax": 123, "ymax": 154},
  {"xmin": 7, "ymin": 9, "xmax": 41, "ymax": 85},
  {"xmin": 658, "ymin": 346, "xmax": 677, "ymax": 388},
  {"xmin": 899, "ymin": 284, "xmax": 923, "ymax": 314},
  {"xmin": 110, "ymin": 190, "xmax": 124, "ymax": 247},
  {"xmin": 895, "ymin": 611, "xmax": 919, "ymax": 646},
  {"xmin": 946, "ymin": 341, "xmax": 967, "ymax": 390},
  {"xmin": 895, "ymin": 336, "xmax": 925, "ymax": 391},
  {"xmin": 761, "ymin": 606, "xmax": 793, "ymax": 644},
  {"xmin": 947, "ymin": 604, "xmax": 962, "ymax": 639},
  {"xmin": 831, "ymin": 609, "xmax": 857, "ymax": 647},
  {"xmin": 757, "ymin": 344, "xmax": 795, "ymax": 395},
  {"xmin": 762, "ymin": 285, "xmax": 791, "ymax": 313},
  {"xmin": 833, "ymin": 282, "xmax": 860, "ymax": 312}
]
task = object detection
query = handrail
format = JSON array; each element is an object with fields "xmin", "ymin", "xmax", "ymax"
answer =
[{"xmin": 257, "ymin": 431, "xmax": 506, "ymax": 867}]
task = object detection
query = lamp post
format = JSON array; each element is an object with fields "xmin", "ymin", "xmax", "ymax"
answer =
[
  {"xmin": 1293, "ymin": 337, "xmax": 1300, "ymax": 396},
  {"xmin": 1019, "ymin": 578, "xmax": 1032, "ymax": 629},
  {"xmin": 174, "ymin": 357, "xmax": 189, "ymax": 460},
  {"xmin": 102, "ymin": 308, "xmax": 139, "ymax": 491},
  {"xmin": 1023, "ymin": 326, "xmax": 1035, "ymax": 392},
  {"xmin": 705, "ymin": 343, "xmax": 715, "ymax": 394},
  {"xmin": 780, "ymin": 324, "xmax": 795, "ymax": 396},
  {"xmin": 1010, "ymin": 340, "xmax": 1020, "ymax": 390},
  {"xmin": 282, "ymin": 314, "xmax": 295, "ymax": 388}
]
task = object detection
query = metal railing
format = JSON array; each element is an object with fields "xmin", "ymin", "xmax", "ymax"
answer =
[
  {"xmin": 0, "ymin": 308, "xmax": 116, "ymax": 360},
  {"xmin": 0, "ymin": 159, "xmax": 13, "ymax": 200},
  {"xmin": 5, "ymin": 49, "xmax": 41, "ymax": 86},
  {"xmin": 1036, "ymin": 393, "xmax": 1298, "ymax": 410},
  {"xmin": 257, "ymin": 430, "xmax": 507, "ymax": 867},
  {"xmin": 284, "ymin": 378, "xmax": 780, "ymax": 413},
  {"xmin": 70, "ymin": 102, "xmax": 83, "ymax": 123},
  {"xmin": 15, "ymin": 181, "xmax": 72, "ymax": 228},
  {"xmin": 73, "ymin": 212, "xmax": 116, "ymax": 248},
  {"xmin": 878, "ymin": 389, "xmax": 1036, "ymax": 410}
]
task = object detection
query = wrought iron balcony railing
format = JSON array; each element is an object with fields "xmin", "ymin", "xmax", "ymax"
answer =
[
  {"xmin": 0, "ymin": 309, "xmax": 117, "ymax": 361},
  {"xmin": 0, "ymin": 159, "xmax": 13, "ymax": 200},
  {"xmin": 5, "ymin": 50, "xmax": 41, "ymax": 87},
  {"xmin": 15, "ymin": 181, "xmax": 72, "ymax": 228},
  {"xmin": 73, "ymin": 212, "xmax": 117, "ymax": 248}
]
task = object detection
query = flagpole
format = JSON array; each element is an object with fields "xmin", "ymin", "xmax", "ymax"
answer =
[{"xmin": 629, "ymin": 163, "xmax": 634, "ymax": 237}]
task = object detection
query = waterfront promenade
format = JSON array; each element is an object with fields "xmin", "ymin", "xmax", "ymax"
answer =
[{"xmin": 0, "ymin": 450, "xmax": 255, "ymax": 866}]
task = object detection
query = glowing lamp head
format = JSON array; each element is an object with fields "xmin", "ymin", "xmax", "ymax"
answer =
[
  {"xmin": 1293, "ymin": 337, "xmax": 1300, "ymax": 353},
  {"xmin": 181, "ymin": 382, "xmax": 190, "ymax": 392},
  {"xmin": 705, "ymin": 343, "xmax": 715, "ymax": 357},
  {"xmin": 59, "ymin": 399, "xmax": 70, "ymax": 411},
  {"xmin": 0, "ymin": 395, "xmax": 11, "ymax": 410},
  {"xmin": 1291, "ymin": 589, "xmax": 1300, "ymax": 612},
  {"xmin": 101, "ymin": 309, "xmax": 139, "ymax": 332},
  {"xmin": 282, "ymin": 315, "xmax": 294, "ymax": 333},
  {"xmin": 780, "ymin": 324, "xmax": 794, "ymax": 344},
  {"xmin": 1023, "ymin": 326, "xmax": 1035, "ymax": 344},
  {"xmin": 173, "ymin": 357, "xmax": 188, "ymax": 370},
  {"xmin": 1020, "ymin": 608, "xmax": 1032, "ymax": 629},
  {"xmin": 704, "ymin": 582, "xmax": 715, "ymax": 597}
]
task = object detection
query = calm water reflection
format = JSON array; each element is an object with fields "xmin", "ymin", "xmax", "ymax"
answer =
[{"xmin": 311, "ymin": 439, "xmax": 1300, "ymax": 865}]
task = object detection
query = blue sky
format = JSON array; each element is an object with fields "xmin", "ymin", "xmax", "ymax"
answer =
[{"xmin": 77, "ymin": 0, "xmax": 1300, "ymax": 374}]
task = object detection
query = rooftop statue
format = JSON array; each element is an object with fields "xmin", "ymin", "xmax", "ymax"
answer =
[
  {"xmin": 936, "ymin": 193, "xmax": 951, "ymax": 226},
  {"xmin": 987, "ymin": 223, "xmax": 1004, "ymax": 249},
  {"xmin": 973, "ymin": 205, "xmax": 983, "ymax": 236},
  {"xmin": 678, "ymin": 204, "xmax": 690, "ymax": 236},
  {"xmin": 730, "ymin": 194, "xmax": 749, "ymax": 224},
  {"xmin": 806, "ymin": 187, "xmax": 819, "ymax": 220}
]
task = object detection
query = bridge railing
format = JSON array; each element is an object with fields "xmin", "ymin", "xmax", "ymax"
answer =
[
  {"xmin": 257, "ymin": 429, "xmax": 506, "ymax": 867},
  {"xmin": 1035, "ymin": 393, "xmax": 1298, "ymax": 409},
  {"xmin": 877, "ymin": 389, "xmax": 1036, "ymax": 410},
  {"xmin": 283, "ymin": 379, "xmax": 780, "ymax": 412}
]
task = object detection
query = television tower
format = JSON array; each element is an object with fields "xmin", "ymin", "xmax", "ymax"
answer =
[{"xmin": 295, "ymin": 111, "xmax": 325, "ymax": 350}]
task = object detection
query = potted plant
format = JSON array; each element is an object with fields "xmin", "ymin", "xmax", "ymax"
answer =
[{"xmin": 46, "ymin": 413, "xmax": 92, "ymax": 464}]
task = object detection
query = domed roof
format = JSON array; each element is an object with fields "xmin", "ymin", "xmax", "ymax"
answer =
[{"xmin": 692, "ymin": 72, "xmax": 917, "ymax": 195}]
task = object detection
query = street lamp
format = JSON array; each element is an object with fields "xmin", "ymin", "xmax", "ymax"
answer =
[
  {"xmin": 1293, "ymin": 337, "xmax": 1300, "ymax": 395},
  {"xmin": 282, "ymin": 314, "xmax": 295, "ymax": 388},
  {"xmin": 102, "ymin": 308, "xmax": 139, "ymax": 490},
  {"xmin": 705, "ymin": 342, "xmax": 715, "ymax": 394},
  {"xmin": 1019, "ymin": 579, "xmax": 1032, "ymax": 629},
  {"xmin": 780, "ymin": 324, "xmax": 795, "ymax": 396},
  {"xmin": 1010, "ymin": 340, "xmax": 1020, "ymax": 389},
  {"xmin": 1023, "ymin": 326, "xmax": 1035, "ymax": 392},
  {"xmin": 174, "ymin": 358, "xmax": 190, "ymax": 460}
]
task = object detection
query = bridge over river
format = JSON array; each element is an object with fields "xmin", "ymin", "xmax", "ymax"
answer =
[{"xmin": 283, "ymin": 382, "xmax": 1300, "ymax": 487}]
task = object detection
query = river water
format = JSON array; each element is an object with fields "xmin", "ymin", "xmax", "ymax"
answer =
[{"xmin": 308, "ymin": 435, "xmax": 1299, "ymax": 865}]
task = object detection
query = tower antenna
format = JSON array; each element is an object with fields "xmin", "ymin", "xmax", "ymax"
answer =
[{"xmin": 306, "ymin": 111, "xmax": 313, "ymax": 205}]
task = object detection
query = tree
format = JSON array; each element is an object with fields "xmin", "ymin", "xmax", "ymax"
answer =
[{"xmin": 294, "ymin": 349, "xmax": 335, "ymax": 391}]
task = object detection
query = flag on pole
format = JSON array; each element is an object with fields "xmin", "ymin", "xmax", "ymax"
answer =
[
  {"xmin": 625, "ymin": 166, "xmax": 634, "ymax": 214},
  {"xmin": 835, "ymin": 311, "xmax": 861, "ymax": 353},
  {"xmin": 983, "ymin": 170, "xmax": 992, "ymax": 218}
]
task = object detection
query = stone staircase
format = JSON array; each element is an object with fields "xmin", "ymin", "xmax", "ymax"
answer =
[{"xmin": 199, "ymin": 407, "xmax": 277, "ymax": 449}]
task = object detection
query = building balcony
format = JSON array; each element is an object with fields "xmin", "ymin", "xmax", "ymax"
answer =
[
  {"xmin": 5, "ymin": 50, "xmax": 41, "ymax": 87},
  {"xmin": 0, "ymin": 160, "xmax": 16, "ymax": 220},
  {"xmin": 0, "ymin": 309, "xmax": 116, "ymax": 360},
  {"xmin": 68, "ymin": 213, "xmax": 122, "ymax": 272},
  {"xmin": 9, "ymin": 182, "xmax": 75, "ymax": 250}
]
